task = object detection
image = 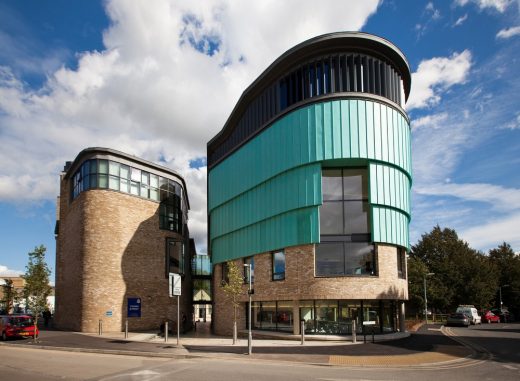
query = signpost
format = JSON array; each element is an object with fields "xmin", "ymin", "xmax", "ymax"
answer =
[{"xmin": 168, "ymin": 273, "xmax": 181, "ymax": 345}]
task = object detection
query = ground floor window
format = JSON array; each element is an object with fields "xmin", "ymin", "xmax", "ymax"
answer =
[
  {"xmin": 251, "ymin": 301, "xmax": 294, "ymax": 332},
  {"xmin": 251, "ymin": 299, "xmax": 399, "ymax": 335}
]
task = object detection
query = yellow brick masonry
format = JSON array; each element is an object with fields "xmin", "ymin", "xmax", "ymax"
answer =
[
  {"xmin": 55, "ymin": 180, "xmax": 191, "ymax": 333},
  {"xmin": 212, "ymin": 243, "xmax": 408, "ymax": 336}
]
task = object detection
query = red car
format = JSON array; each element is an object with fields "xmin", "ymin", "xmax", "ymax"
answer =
[
  {"xmin": 482, "ymin": 311, "xmax": 500, "ymax": 324},
  {"xmin": 0, "ymin": 315, "xmax": 39, "ymax": 340}
]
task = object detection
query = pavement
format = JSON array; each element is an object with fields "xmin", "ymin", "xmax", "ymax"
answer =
[{"xmin": 0, "ymin": 322, "xmax": 479, "ymax": 367}]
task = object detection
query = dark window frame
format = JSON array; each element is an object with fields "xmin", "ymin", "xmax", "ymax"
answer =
[
  {"xmin": 317, "ymin": 167, "xmax": 376, "ymax": 277},
  {"xmin": 243, "ymin": 256, "xmax": 254, "ymax": 284},
  {"xmin": 397, "ymin": 247, "xmax": 407, "ymax": 279},
  {"xmin": 165, "ymin": 237, "xmax": 184, "ymax": 277},
  {"xmin": 272, "ymin": 250, "xmax": 286, "ymax": 281}
]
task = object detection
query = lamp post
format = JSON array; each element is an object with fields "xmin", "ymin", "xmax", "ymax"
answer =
[
  {"xmin": 243, "ymin": 264, "xmax": 252, "ymax": 355},
  {"xmin": 423, "ymin": 273, "xmax": 435, "ymax": 324},
  {"xmin": 499, "ymin": 284, "xmax": 510, "ymax": 312}
]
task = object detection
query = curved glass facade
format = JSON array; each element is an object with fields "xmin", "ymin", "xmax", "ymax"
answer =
[{"xmin": 71, "ymin": 158, "xmax": 186, "ymax": 233}]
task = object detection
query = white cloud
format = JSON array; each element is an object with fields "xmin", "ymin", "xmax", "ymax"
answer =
[
  {"xmin": 407, "ymin": 50, "xmax": 472, "ymax": 110},
  {"xmin": 411, "ymin": 112, "xmax": 448, "ymax": 131},
  {"xmin": 454, "ymin": 0, "xmax": 513, "ymax": 13},
  {"xmin": 502, "ymin": 113, "xmax": 520, "ymax": 129},
  {"xmin": 0, "ymin": 265, "xmax": 23, "ymax": 277},
  {"xmin": 426, "ymin": 2, "xmax": 441, "ymax": 20},
  {"xmin": 0, "ymin": 0, "xmax": 380, "ymax": 254},
  {"xmin": 460, "ymin": 211, "xmax": 520, "ymax": 251},
  {"xmin": 497, "ymin": 26, "xmax": 520, "ymax": 39},
  {"xmin": 415, "ymin": 182, "xmax": 520, "ymax": 213},
  {"xmin": 454, "ymin": 14, "xmax": 468, "ymax": 26}
]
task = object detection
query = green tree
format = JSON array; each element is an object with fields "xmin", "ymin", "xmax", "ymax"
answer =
[
  {"xmin": 411, "ymin": 226, "xmax": 498, "ymax": 312},
  {"xmin": 489, "ymin": 242, "xmax": 520, "ymax": 315},
  {"xmin": 1, "ymin": 279, "xmax": 19, "ymax": 314},
  {"xmin": 220, "ymin": 261, "xmax": 244, "ymax": 344},
  {"xmin": 22, "ymin": 245, "xmax": 52, "ymax": 339},
  {"xmin": 406, "ymin": 256, "xmax": 429, "ymax": 314}
]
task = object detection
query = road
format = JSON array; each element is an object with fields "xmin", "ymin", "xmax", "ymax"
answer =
[{"xmin": 0, "ymin": 324, "xmax": 519, "ymax": 381}]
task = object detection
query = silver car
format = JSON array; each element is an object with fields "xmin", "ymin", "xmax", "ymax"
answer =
[{"xmin": 446, "ymin": 313, "xmax": 470, "ymax": 327}]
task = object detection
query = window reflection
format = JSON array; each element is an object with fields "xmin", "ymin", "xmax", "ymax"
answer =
[{"xmin": 71, "ymin": 158, "xmax": 185, "ymax": 234}]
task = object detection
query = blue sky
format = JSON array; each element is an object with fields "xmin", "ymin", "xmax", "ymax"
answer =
[{"xmin": 1, "ymin": 0, "xmax": 519, "ymax": 281}]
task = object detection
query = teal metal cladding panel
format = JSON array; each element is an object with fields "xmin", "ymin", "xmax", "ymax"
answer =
[
  {"xmin": 210, "ymin": 164, "xmax": 321, "ymax": 239},
  {"xmin": 211, "ymin": 207, "xmax": 319, "ymax": 264},
  {"xmin": 209, "ymin": 99, "xmax": 411, "ymax": 263},
  {"xmin": 369, "ymin": 162, "xmax": 411, "ymax": 217},
  {"xmin": 209, "ymin": 100, "xmax": 411, "ymax": 210},
  {"xmin": 372, "ymin": 206, "xmax": 409, "ymax": 249}
]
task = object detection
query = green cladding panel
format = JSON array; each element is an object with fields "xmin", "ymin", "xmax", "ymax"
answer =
[{"xmin": 209, "ymin": 99, "xmax": 411, "ymax": 264}]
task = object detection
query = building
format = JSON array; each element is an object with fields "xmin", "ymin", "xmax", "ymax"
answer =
[
  {"xmin": 208, "ymin": 32, "xmax": 412, "ymax": 335},
  {"xmin": 54, "ymin": 147, "xmax": 193, "ymax": 332},
  {"xmin": 0, "ymin": 276, "xmax": 55, "ymax": 314}
]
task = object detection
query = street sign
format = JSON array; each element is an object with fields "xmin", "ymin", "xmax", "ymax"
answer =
[
  {"xmin": 105, "ymin": 310, "xmax": 113, "ymax": 317},
  {"xmin": 169, "ymin": 273, "xmax": 181, "ymax": 297},
  {"xmin": 127, "ymin": 297, "xmax": 141, "ymax": 318}
]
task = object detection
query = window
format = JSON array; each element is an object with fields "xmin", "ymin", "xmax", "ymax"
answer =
[
  {"xmin": 272, "ymin": 250, "xmax": 285, "ymax": 281},
  {"xmin": 159, "ymin": 193, "xmax": 182, "ymax": 233},
  {"xmin": 244, "ymin": 257, "xmax": 254, "ymax": 283},
  {"xmin": 221, "ymin": 262, "xmax": 229, "ymax": 284},
  {"xmin": 166, "ymin": 238, "xmax": 183, "ymax": 276},
  {"xmin": 70, "ymin": 159, "xmax": 184, "ymax": 215},
  {"xmin": 316, "ymin": 168, "xmax": 375, "ymax": 277},
  {"xmin": 397, "ymin": 247, "xmax": 406, "ymax": 279}
]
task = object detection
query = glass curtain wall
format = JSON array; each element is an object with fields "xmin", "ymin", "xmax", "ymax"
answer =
[{"xmin": 316, "ymin": 168, "xmax": 375, "ymax": 276}]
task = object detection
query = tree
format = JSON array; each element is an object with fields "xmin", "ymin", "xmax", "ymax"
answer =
[
  {"xmin": 1, "ymin": 279, "xmax": 18, "ymax": 314},
  {"xmin": 22, "ymin": 245, "xmax": 52, "ymax": 340},
  {"xmin": 410, "ymin": 225, "xmax": 498, "ymax": 312},
  {"xmin": 489, "ymin": 242, "xmax": 520, "ymax": 316},
  {"xmin": 220, "ymin": 261, "xmax": 244, "ymax": 344}
]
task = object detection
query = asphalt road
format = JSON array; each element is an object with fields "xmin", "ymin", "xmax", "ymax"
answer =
[{"xmin": 0, "ymin": 323, "xmax": 519, "ymax": 381}]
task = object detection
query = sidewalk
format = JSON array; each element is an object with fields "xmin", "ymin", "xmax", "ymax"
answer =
[{"xmin": 1, "ymin": 323, "xmax": 475, "ymax": 367}]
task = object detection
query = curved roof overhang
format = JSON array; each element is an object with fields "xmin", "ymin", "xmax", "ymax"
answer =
[
  {"xmin": 64, "ymin": 147, "xmax": 190, "ymax": 209},
  {"xmin": 208, "ymin": 32, "xmax": 411, "ymax": 153}
]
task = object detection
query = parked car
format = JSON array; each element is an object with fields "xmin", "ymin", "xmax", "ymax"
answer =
[
  {"xmin": 0, "ymin": 315, "xmax": 39, "ymax": 340},
  {"xmin": 481, "ymin": 310, "xmax": 500, "ymax": 324},
  {"xmin": 491, "ymin": 309, "xmax": 515, "ymax": 323},
  {"xmin": 456, "ymin": 305, "xmax": 481, "ymax": 325},
  {"xmin": 446, "ymin": 313, "xmax": 471, "ymax": 327}
]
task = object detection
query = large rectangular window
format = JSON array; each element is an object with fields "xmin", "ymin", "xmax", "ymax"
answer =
[
  {"xmin": 244, "ymin": 256, "xmax": 254, "ymax": 283},
  {"xmin": 317, "ymin": 168, "xmax": 374, "ymax": 277},
  {"xmin": 397, "ymin": 247, "xmax": 406, "ymax": 279},
  {"xmin": 166, "ymin": 238, "xmax": 184, "ymax": 276},
  {"xmin": 272, "ymin": 250, "xmax": 285, "ymax": 281}
]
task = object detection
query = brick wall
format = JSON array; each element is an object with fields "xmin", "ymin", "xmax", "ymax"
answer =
[
  {"xmin": 55, "ymin": 182, "xmax": 192, "ymax": 333},
  {"xmin": 212, "ymin": 243, "xmax": 408, "ymax": 335}
]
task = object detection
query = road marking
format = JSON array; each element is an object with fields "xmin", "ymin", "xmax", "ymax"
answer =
[
  {"xmin": 428, "ymin": 328, "xmax": 441, "ymax": 331},
  {"xmin": 131, "ymin": 370, "xmax": 160, "ymax": 375},
  {"xmin": 502, "ymin": 364, "xmax": 517, "ymax": 370}
]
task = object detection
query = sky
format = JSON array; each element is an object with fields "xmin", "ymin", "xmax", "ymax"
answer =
[{"xmin": 0, "ymin": 0, "xmax": 519, "ymax": 281}]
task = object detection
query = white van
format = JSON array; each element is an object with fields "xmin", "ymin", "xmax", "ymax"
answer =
[{"xmin": 456, "ymin": 305, "xmax": 481, "ymax": 325}]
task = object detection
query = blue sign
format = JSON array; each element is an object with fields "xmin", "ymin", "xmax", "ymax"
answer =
[
  {"xmin": 105, "ymin": 310, "xmax": 112, "ymax": 317},
  {"xmin": 127, "ymin": 297, "xmax": 141, "ymax": 318}
]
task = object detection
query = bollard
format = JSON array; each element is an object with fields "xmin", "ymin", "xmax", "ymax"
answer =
[
  {"xmin": 352, "ymin": 321, "xmax": 357, "ymax": 343},
  {"xmin": 125, "ymin": 320, "xmax": 128, "ymax": 339},
  {"xmin": 98, "ymin": 320, "xmax": 103, "ymax": 336},
  {"xmin": 165, "ymin": 321, "xmax": 168, "ymax": 343},
  {"xmin": 372, "ymin": 326, "xmax": 375, "ymax": 343},
  {"xmin": 300, "ymin": 320, "xmax": 305, "ymax": 345}
]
